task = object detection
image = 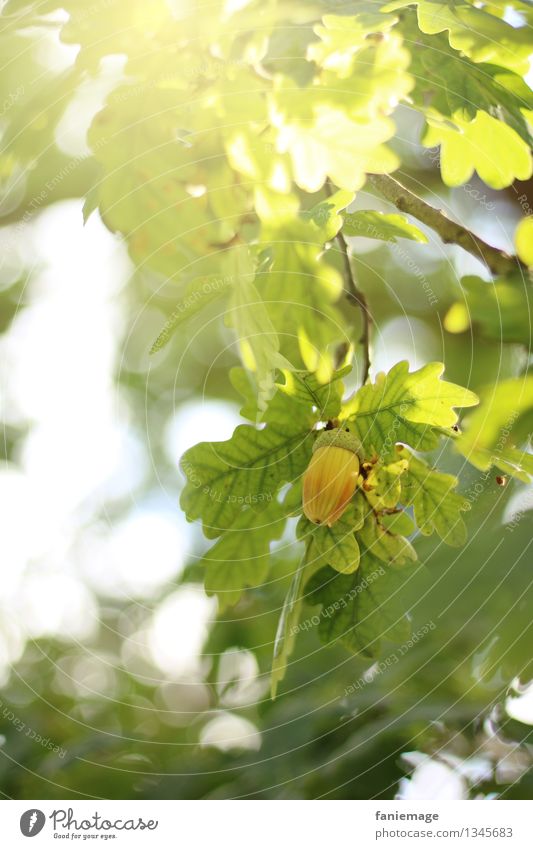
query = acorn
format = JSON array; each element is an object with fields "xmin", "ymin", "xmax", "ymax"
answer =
[{"xmin": 302, "ymin": 429, "xmax": 362, "ymax": 527}]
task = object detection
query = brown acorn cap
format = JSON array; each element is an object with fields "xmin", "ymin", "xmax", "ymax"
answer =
[{"xmin": 312, "ymin": 428, "xmax": 362, "ymax": 455}]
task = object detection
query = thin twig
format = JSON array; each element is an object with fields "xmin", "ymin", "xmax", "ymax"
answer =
[
  {"xmin": 337, "ymin": 226, "xmax": 372, "ymax": 386},
  {"xmin": 326, "ymin": 182, "xmax": 372, "ymax": 385},
  {"xmin": 369, "ymin": 173, "xmax": 524, "ymax": 278}
]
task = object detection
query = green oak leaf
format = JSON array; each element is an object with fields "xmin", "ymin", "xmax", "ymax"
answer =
[
  {"xmin": 256, "ymin": 190, "xmax": 347, "ymax": 382},
  {"xmin": 309, "ymin": 18, "xmax": 413, "ymax": 121},
  {"xmin": 276, "ymin": 366, "xmax": 352, "ymax": 421},
  {"xmin": 311, "ymin": 530, "xmax": 361, "ymax": 575},
  {"xmin": 202, "ymin": 499, "xmax": 287, "ymax": 611},
  {"xmin": 307, "ymin": 10, "xmax": 398, "ymax": 74},
  {"xmin": 363, "ymin": 458, "xmax": 409, "ymax": 510},
  {"xmin": 423, "ymin": 110, "xmax": 532, "ymax": 189},
  {"xmin": 269, "ymin": 76, "xmax": 399, "ymax": 192},
  {"xmin": 455, "ymin": 376, "xmax": 533, "ymax": 481},
  {"xmin": 180, "ymin": 423, "xmax": 314, "ymax": 539},
  {"xmin": 406, "ymin": 29, "xmax": 533, "ymax": 144},
  {"xmin": 342, "ymin": 361, "xmax": 479, "ymax": 458},
  {"xmin": 229, "ymin": 367, "xmax": 312, "ymax": 427},
  {"xmin": 306, "ymin": 554, "xmax": 413, "ymax": 656},
  {"xmin": 226, "ymin": 246, "xmax": 294, "ymax": 418},
  {"xmin": 380, "ymin": 510, "xmax": 416, "ymax": 537},
  {"xmin": 230, "ymin": 365, "xmax": 350, "ymax": 428},
  {"xmin": 301, "ymin": 189, "xmax": 355, "ymax": 241},
  {"xmin": 262, "ymin": 18, "xmax": 317, "ymax": 85},
  {"xmin": 386, "ymin": 0, "xmax": 532, "ymax": 74},
  {"xmin": 88, "ymin": 88, "xmax": 214, "ymax": 277},
  {"xmin": 296, "ymin": 502, "xmax": 365, "ymax": 575},
  {"xmin": 225, "ymin": 125, "xmax": 292, "ymax": 196},
  {"xmin": 398, "ymin": 448, "xmax": 467, "ymax": 546},
  {"xmin": 357, "ymin": 506, "xmax": 417, "ymax": 566},
  {"xmin": 343, "ymin": 210, "xmax": 428, "ymax": 243}
]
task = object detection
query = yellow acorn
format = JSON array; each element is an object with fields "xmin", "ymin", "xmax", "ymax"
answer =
[{"xmin": 302, "ymin": 429, "xmax": 361, "ymax": 527}]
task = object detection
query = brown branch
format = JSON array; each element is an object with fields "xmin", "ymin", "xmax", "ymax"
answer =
[
  {"xmin": 369, "ymin": 173, "xmax": 524, "ymax": 278},
  {"xmin": 337, "ymin": 225, "xmax": 372, "ymax": 385},
  {"xmin": 326, "ymin": 182, "xmax": 372, "ymax": 385}
]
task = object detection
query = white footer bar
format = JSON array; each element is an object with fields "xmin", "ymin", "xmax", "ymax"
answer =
[{"xmin": 1, "ymin": 799, "xmax": 531, "ymax": 848}]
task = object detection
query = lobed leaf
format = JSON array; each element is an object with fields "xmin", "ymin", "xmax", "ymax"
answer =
[
  {"xmin": 230, "ymin": 365, "xmax": 349, "ymax": 428},
  {"xmin": 306, "ymin": 555, "xmax": 413, "ymax": 656},
  {"xmin": 455, "ymin": 376, "xmax": 533, "ymax": 481},
  {"xmin": 363, "ymin": 458, "xmax": 409, "ymax": 510},
  {"xmin": 406, "ymin": 29, "xmax": 533, "ymax": 145},
  {"xmin": 297, "ymin": 502, "xmax": 365, "ymax": 575},
  {"xmin": 398, "ymin": 448, "xmax": 467, "ymax": 547},
  {"xmin": 423, "ymin": 110, "xmax": 532, "ymax": 189},
  {"xmin": 357, "ymin": 508, "xmax": 418, "ymax": 566},
  {"xmin": 343, "ymin": 210, "xmax": 428, "ymax": 243},
  {"xmin": 202, "ymin": 500, "xmax": 287, "ymax": 611},
  {"xmin": 387, "ymin": 0, "xmax": 532, "ymax": 74},
  {"xmin": 269, "ymin": 77, "xmax": 400, "ymax": 193},
  {"xmin": 180, "ymin": 423, "xmax": 314, "ymax": 539},
  {"xmin": 256, "ymin": 191, "xmax": 346, "ymax": 382},
  {"xmin": 342, "ymin": 361, "xmax": 479, "ymax": 458}
]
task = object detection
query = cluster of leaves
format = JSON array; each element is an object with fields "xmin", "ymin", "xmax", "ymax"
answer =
[
  {"xmin": 180, "ymin": 360, "xmax": 485, "ymax": 693},
  {"xmin": 179, "ymin": 349, "xmax": 533, "ymax": 694},
  {"xmin": 2, "ymin": 0, "xmax": 532, "ymax": 384}
]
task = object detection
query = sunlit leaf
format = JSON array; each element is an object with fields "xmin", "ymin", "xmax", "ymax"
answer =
[
  {"xmin": 456, "ymin": 376, "xmax": 533, "ymax": 481},
  {"xmin": 342, "ymin": 361, "xmax": 479, "ymax": 457},
  {"xmin": 363, "ymin": 458, "xmax": 409, "ymax": 510},
  {"xmin": 515, "ymin": 218, "xmax": 533, "ymax": 267},
  {"xmin": 230, "ymin": 366, "xmax": 349, "ymax": 428},
  {"xmin": 270, "ymin": 78, "xmax": 399, "ymax": 193},
  {"xmin": 343, "ymin": 210, "xmax": 427, "ymax": 243},
  {"xmin": 386, "ymin": 0, "xmax": 532, "ymax": 73},
  {"xmin": 423, "ymin": 110, "xmax": 532, "ymax": 189},
  {"xmin": 256, "ymin": 191, "xmax": 347, "ymax": 380},
  {"xmin": 407, "ymin": 29, "xmax": 533, "ymax": 144}
]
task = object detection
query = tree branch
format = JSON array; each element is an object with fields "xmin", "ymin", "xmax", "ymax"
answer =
[
  {"xmin": 336, "ymin": 225, "xmax": 372, "ymax": 385},
  {"xmin": 369, "ymin": 173, "xmax": 524, "ymax": 278},
  {"xmin": 326, "ymin": 180, "xmax": 372, "ymax": 384}
]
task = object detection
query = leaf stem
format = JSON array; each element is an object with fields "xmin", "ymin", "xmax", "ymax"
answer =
[{"xmin": 369, "ymin": 173, "xmax": 524, "ymax": 277}]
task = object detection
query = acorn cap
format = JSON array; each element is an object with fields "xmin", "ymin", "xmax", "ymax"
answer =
[{"xmin": 312, "ymin": 428, "xmax": 362, "ymax": 455}]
